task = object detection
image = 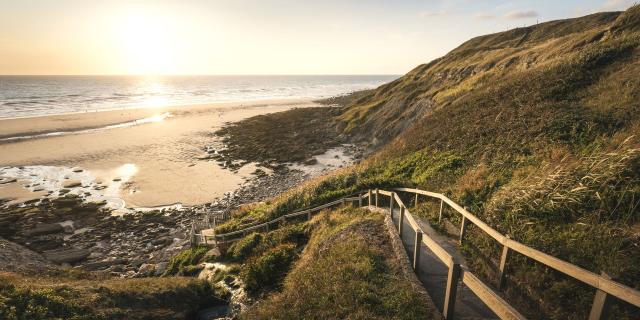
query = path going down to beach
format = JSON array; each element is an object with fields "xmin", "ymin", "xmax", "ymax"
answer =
[{"xmin": 372, "ymin": 205, "xmax": 499, "ymax": 319}]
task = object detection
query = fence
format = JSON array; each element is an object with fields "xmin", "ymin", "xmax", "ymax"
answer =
[{"xmin": 201, "ymin": 188, "xmax": 640, "ymax": 319}]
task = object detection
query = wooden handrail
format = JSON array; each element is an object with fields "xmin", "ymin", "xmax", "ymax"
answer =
[
  {"xmin": 203, "ymin": 187, "xmax": 640, "ymax": 318},
  {"xmin": 214, "ymin": 195, "xmax": 365, "ymax": 239},
  {"xmin": 461, "ymin": 267, "xmax": 526, "ymax": 320},
  {"xmin": 392, "ymin": 187, "xmax": 640, "ymax": 310}
]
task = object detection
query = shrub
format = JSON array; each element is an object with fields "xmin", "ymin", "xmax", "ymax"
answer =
[
  {"xmin": 241, "ymin": 244, "xmax": 297, "ymax": 293},
  {"xmin": 228, "ymin": 232, "xmax": 263, "ymax": 260},
  {"xmin": 164, "ymin": 247, "xmax": 209, "ymax": 276}
]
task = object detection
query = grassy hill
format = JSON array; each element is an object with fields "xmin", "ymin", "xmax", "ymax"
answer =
[{"xmin": 216, "ymin": 6, "xmax": 640, "ymax": 319}]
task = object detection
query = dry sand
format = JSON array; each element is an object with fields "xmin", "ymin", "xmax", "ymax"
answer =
[{"xmin": 0, "ymin": 99, "xmax": 318, "ymax": 207}]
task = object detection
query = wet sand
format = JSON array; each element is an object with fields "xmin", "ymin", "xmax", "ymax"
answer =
[{"xmin": 0, "ymin": 99, "xmax": 318, "ymax": 208}]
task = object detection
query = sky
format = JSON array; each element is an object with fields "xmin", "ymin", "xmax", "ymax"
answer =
[{"xmin": 0, "ymin": 0, "xmax": 636, "ymax": 75}]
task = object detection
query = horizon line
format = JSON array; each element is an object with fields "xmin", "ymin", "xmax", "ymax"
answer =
[{"xmin": 0, "ymin": 73, "xmax": 402, "ymax": 77}]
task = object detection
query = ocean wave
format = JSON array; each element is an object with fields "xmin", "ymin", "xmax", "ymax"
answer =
[{"xmin": 0, "ymin": 75, "xmax": 398, "ymax": 118}]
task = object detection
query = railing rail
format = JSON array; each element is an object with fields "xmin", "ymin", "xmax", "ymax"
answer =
[
  {"xmin": 392, "ymin": 187, "xmax": 640, "ymax": 313},
  {"xmin": 197, "ymin": 187, "xmax": 640, "ymax": 319}
]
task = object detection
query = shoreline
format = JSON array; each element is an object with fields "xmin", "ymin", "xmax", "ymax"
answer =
[
  {"xmin": 0, "ymin": 98, "xmax": 316, "ymax": 140},
  {"xmin": 0, "ymin": 99, "xmax": 322, "ymax": 208}
]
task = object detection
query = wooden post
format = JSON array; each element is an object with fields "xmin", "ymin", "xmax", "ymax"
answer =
[
  {"xmin": 398, "ymin": 206, "xmax": 405, "ymax": 235},
  {"xmin": 438, "ymin": 199, "xmax": 444, "ymax": 223},
  {"xmin": 368, "ymin": 189, "xmax": 372, "ymax": 206},
  {"xmin": 389, "ymin": 192, "xmax": 395, "ymax": 216},
  {"xmin": 266, "ymin": 223, "xmax": 270, "ymax": 232},
  {"xmin": 459, "ymin": 215, "xmax": 467, "ymax": 244},
  {"xmin": 375, "ymin": 189, "xmax": 379, "ymax": 207},
  {"xmin": 358, "ymin": 195, "xmax": 363, "ymax": 207},
  {"xmin": 498, "ymin": 235, "xmax": 511, "ymax": 290},
  {"xmin": 443, "ymin": 262, "xmax": 461, "ymax": 320},
  {"xmin": 413, "ymin": 231, "xmax": 422, "ymax": 271},
  {"xmin": 307, "ymin": 211, "xmax": 312, "ymax": 220},
  {"xmin": 414, "ymin": 193, "xmax": 419, "ymax": 207},
  {"xmin": 588, "ymin": 272, "xmax": 612, "ymax": 320}
]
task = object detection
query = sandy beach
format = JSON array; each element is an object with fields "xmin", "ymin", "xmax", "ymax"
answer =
[{"xmin": 0, "ymin": 99, "xmax": 318, "ymax": 208}]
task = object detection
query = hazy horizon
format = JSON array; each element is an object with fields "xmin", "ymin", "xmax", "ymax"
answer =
[{"xmin": 0, "ymin": 0, "xmax": 636, "ymax": 76}]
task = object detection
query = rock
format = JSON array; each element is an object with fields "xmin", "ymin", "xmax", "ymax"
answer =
[
  {"xmin": 154, "ymin": 262, "xmax": 168, "ymax": 276},
  {"xmin": 43, "ymin": 248, "xmax": 91, "ymax": 264},
  {"xmin": 72, "ymin": 167, "xmax": 84, "ymax": 173},
  {"xmin": 24, "ymin": 223, "xmax": 64, "ymax": 236},
  {"xmin": 0, "ymin": 238, "xmax": 53, "ymax": 273},
  {"xmin": 0, "ymin": 178, "xmax": 17, "ymax": 185},
  {"xmin": 136, "ymin": 263, "xmax": 156, "ymax": 277},
  {"xmin": 24, "ymin": 237, "xmax": 64, "ymax": 252},
  {"xmin": 204, "ymin": 247, "xmax": 221, "ymax": 261},
  {"xmin": 63, "ymin": 180, "xmax": 82, "ymax": 188},
  {"xmin": 303, "ymin": 158, "xmax": 318, "ymax": 165},
  {"xmin": 83, "ymin": 258, "xmax": 128, "ymax": 271},
  {"xmin": 151, "ymin": 237, "xmax": 172, "ymax": 246}
]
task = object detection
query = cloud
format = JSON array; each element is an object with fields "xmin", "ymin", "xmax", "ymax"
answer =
[
  {"xmin": 418, "ymin": 10, "xmax": 448, "ymax": 18},
  {"xmin": 504, "ymin": 10, "xmax": 539, "ymax": 19},
  {"xmin": 601, "ymin": 0, "xmax": 636, "ymax": 11},
  {"xmin": 473, "ymin": 12, "xmax": 496, "ymax": 20}
]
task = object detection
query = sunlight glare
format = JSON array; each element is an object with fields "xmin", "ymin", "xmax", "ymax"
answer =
[{"xmin": 116, "ymin": 8, "xmax": 176, "ymax": 75}]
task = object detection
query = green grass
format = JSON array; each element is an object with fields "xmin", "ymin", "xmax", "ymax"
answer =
[
  {"xmin": 0, "ymin": 271, "xmax": 226, "ymax": 320},
  {"xmin": 163, "ymin": 247, "xmax": 210, "ymax": 276},
  {"xmin": 243, "ymin": 207, "xmax": 437, "ymax": 319},
  {"xmin": 241, "ymin": 243, "xmax": 298, "ymax": 294}
]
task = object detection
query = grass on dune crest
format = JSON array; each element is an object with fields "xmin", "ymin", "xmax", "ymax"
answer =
[
  {"xmin": 216, "ymin": 6, "xmax": 640, "ymax": 319},
  {"xmin": 243, "ymin": 207, "xmax": 437, "ymax": 320}
]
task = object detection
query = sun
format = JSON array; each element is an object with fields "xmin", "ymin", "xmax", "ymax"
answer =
[{"xmin": 115, "ymin": 9, "xmax": 176, "ymax": 75}]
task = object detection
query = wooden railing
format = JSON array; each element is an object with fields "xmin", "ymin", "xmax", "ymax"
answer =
[
  {"xmin": 204, "ymin": 188, "xmax": 640, "ymax": 320},
  {"xmin": 392, "ymin": 187, "xmax": 640, "ymax": 320},
  {"xmin": 206, "ymin": 196, "xmax": 362, "ymax": 244}
]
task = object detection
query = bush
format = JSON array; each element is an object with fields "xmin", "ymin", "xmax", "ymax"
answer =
[
  {"xmin": 228, "ymin": 232, "xmax": 263, "ymax": 260},
  {"xmin": 0, "ymin": 284, "xmax": 98, "ymax": 320},
  {"xmin": 0, "ymin": 275, "xmax": 225, "ymax": 320},
  {"xmin": 164, "ymin": 247, "xmax": 209, "ymax": 276},
  {"xmin": 241, "ymin": 244, "xmax": 297, "ymax": 293}
]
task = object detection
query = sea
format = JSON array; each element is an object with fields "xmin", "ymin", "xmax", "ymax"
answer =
[{"xmin": 0, "ymin": 75, "xmax": 398, "ymax": 119}]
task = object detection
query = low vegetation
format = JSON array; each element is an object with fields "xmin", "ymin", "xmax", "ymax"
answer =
[
  {"xmin": 0, "ymin": 269, "xmax": 226, "ymax": 320},
  {"xmin": 213, "ymin": 107, "xmax": 343, "ymax": 166},
  {"xmin": 217, "ymin": 6, "xmax": 640, "ymax": 319},
  {"xmin": 163, "ymin": 246, "xmax": 210, "ymax": 276},
  {"xmin": 243, "ymin": 207, "xmax": 437, "ymax": 319}
]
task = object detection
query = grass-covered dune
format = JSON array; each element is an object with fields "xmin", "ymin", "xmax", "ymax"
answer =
[{"xmin": 216, "ymin": 6, "xmax": 640, "ymax": 319}]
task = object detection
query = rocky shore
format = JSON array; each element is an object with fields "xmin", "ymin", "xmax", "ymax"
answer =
[{"xmin": 0, "ymin": 163, "xmax": 311, "ymax": 278}]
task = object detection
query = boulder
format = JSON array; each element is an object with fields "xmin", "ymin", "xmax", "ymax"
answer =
[
  {"xmin": 83, "ymin": 258, "xmax": 128, "ymax": 271},
  {"xmin": 24, "ymin": 223, "xmax": 64, "ymax": 236},
  {"xmin": 204, "ymin": 247, "xmax": 221, "ymax": 261},
  {"xmin": 136, "ymin": 263, "xmax": 156, "ymax": 277},
  {"xmin": 151, "ymin": 237, "xmax": 172, "ymax": 246},
  {"xmin": 43, "ymin": 248, "xmax": 91, "ymax": 264},
  {"xmin": 154, "ymin": 262, "xmax": 168, "ymax": 276},
  {"xmin": 63, "ymin": 180, "xmax": 82, "ymax": 188}
]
